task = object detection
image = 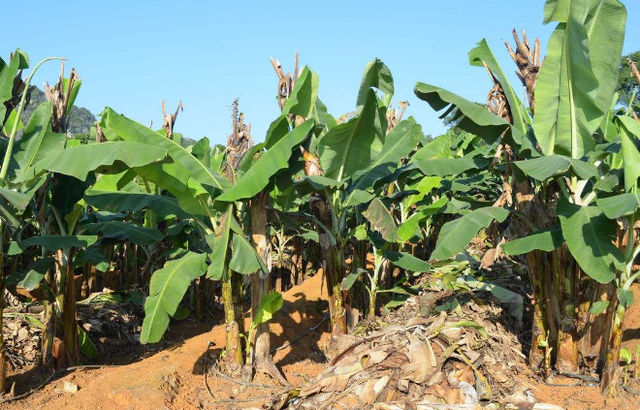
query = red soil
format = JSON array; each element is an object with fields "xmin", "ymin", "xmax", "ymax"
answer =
[
  {"xmin": 4, "ymin": 278, "xmax": 640, "ymax": 409},
  {"xmin": 3, "ymin": 273, "xmax": 331, "ymax": 410}
]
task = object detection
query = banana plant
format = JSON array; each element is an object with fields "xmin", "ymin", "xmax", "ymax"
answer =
[
  {"xmin": 506, "ymin": 0, "xmax": 626, "ymax": 386},
  {"xmin": 99, "ymin": 92, "xmax": 316, "ymax": 379},
  {"xmin": 596, "ymin": 116, "xmax": 640, "ymax": 391},
  {"xmin": 291, "ymin": 59, "xmax": 414, "ymax": 335},
  {"xmin": 355, "ymin": 197, "xmax": 437, "ymax": 317},
  {"xmin": 97, "ymin": 112, "xmax": 253, "ymax": 370},
  {"xmin": 415, "ymin": 0, "xmax": 629, "ymax": 391},
  {"xmin": 0, "ymin": 48, "xmax": 35, "ymax": 392},
  {"xmin": 0, "ymin": 51, "xmax": 172, "ymax": 383},
  {"xmin": 215, "ymin": 116, "xmax": 315, "ymax": 380},
  {"xmin": 97, "ymin": 109, "xmax": 240, "ymax": 349}
]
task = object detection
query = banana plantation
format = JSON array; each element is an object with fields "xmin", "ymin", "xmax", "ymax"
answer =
[{"xmin": 1, "ymin": 0, "xmax": 639, "ymax": 409}]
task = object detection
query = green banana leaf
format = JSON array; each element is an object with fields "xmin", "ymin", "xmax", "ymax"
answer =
[
  {"xmin": 83, "ymin": 221, "xmax": 164, "ymax": 245},
  {"xmin": 85, "ymin": 189, "xmax": 189, "ymax": 219},
  {"xmin": 342, "ymin": 189, "xmax": 375, "ymax": 208},
  {"xmin": 14, "ymin": 141, "xmax": 169, "ymax": 183},
  {"xmin": 62, "ymin": 76, "xmax": 82, "ymax": 113},
  {"xmin": 348, "ymin": 117, "xmax": 423, "ymax": 193},
  {"xmin": 502, "ymin": 225, "xmax": 564, "ymax": 255},
  {"xmin": 133, "ymin": 161, "xmax": 209, "ymax": 216},
  {"xmin": 410, "ymin": 134, "xmax": 453, "ymax": 162},
  {"xmin": 294, "ymin": 175, "xmax": 346, "ymax": 196},
  {"xmin": 101, "ymin": 108, "xmax": 229, "ymax": 190},
  {"xmin": 414, "ymin": 83, "xmax": 536, "ymax": 155},
  {"xmin": 251, "ymin": 292, "xmax": 283, "ymax": 329},
  {"xmin": 469, "ymin": 38, "xmax": 528, "ymax": 132},
  {"xmin": 318, "ymin": 89, "xmax": 382, "ymax": 182},
  {"xmin": 402, "ymin": 177, "xmax": 441, "ymax": 209},
  {"xmin": 0, "ymin": 49, "xmax": 28, "ymax": 123},
  {"xmin": 0, "ymin": 187, "xmax": 30, "ymax": 212},
  {"xmin": 534, "ymin": 0, "xmax": 604, "ymax": 157},
  {"xmin": 140, "ymin": 251, "xmax": 207, "ymax": 343},
  {"xmin": 431, "ymin": 207, "xmax": 509, "ymax": 260},
  {"xmin": 7, "ymin": 235, "xmax": 98, "ymax": 255},
  {"xmin": 235, "ymin": 143, "xmax": 264, "ymax": 181},
  {"xmin": 314, "ymin": 98, "xmax": 337, "ymax": 131},
  {"xmin": 74, "ymin": 245, "xmax": 110, "ymax": 272},
  {"xmin": 557, "ymin": 200, "xmax": 622, "ymax": 283},
  {"xmin": 282, "ymin": 67, "xmax": 319, "ymax": 118},
  {"xmin": 383, "ymin": 250, "xmax": 431, "ymax": 272},
  {"xmin": 8, "ymin": 102, "xmax": 65, "ymax": 181},
  {"xmin": 585, "ymin": 0, "xmax": 627, "ymax": 114},
  {"xmin": 264, "ymin": 116, "xmax": 290, "ymax": 150},
  {"xmin": 363, "ymin": 197, "xmax": 398, "ymax": 242},
  {"xmin": 616, "ymin": 117, "xmax": 640, "ymax": 192},
  {"xmin": 397, "ymin": 198, "xmax": 448, "ymax": 242},
  {"xmin": 412, "ymin": 158, "xmax": 490, "ymax": 177},
  {"xmin": 513, "ymin": 155, "xmax": 598, "ymax": 181},
  {"xmin": 207, "ymin": 206, "xmax": 232, "ymax": 280},
  {"xmin": 272, "ymin": 186, "xmax": 304, "ymax": 213},
  {"xmin": 7, "ymin": 257, "xmax": 54, "ymax": 290},
  {"xmin": 217, "ymin": 120, "xmax": 314, "ymax": 202},
  {"xmin": 597, "ymin": 193, "xmax": 640, "ymax": 219},
  {"xmin": 229, "ymin": 232, "xmax": 268, "ymax": 275},
  {"xmin": 78, "ymin": 325, "xmax": 98, "ymax": 359},
  {"xmin": 357, "ymin": 58, "xmax": 394, "ymax": 111}
]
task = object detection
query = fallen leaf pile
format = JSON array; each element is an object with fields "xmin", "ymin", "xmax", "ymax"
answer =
[
  {"xmin": 77, "ymin": 296, "xmax": 143, "ymax": 351},
  {"xmin": 2, "ymin": 290, "xmax": 43, "ymax": 370},
  {"xmin": 282, "ymin": 291, "xmax": 541, "ymax": 409},
  {"xmin": 2, "ymin": 314, "xmax": 41, "ymax": 370}
]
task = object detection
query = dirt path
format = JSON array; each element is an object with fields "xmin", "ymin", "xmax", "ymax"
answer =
[{"xmin": 3, "ymin": 273, "xmax": 331, "ymax": 410}]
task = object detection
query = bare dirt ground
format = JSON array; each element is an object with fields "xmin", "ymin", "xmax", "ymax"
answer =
[
  {"xmin": 2, "ymin": 274, "xmax": 330, "ymax": 410},
  {"xmin": 3, "ymin": 277, "xmax": 640, "ymax": 409}
]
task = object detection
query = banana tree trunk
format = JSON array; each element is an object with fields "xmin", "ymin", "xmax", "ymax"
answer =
[
  {"xmin": 249, "ymin": 192, "xmax": 272, "ymax": 366},
  {"xmin": 525, "ymin": 250, "xmax": 549, "ymax": 369},
  {"xmin": 195, "ymin": 278, "xmax": 204, "ymax": 321},
  {"xmin": 312, "ymin": 195, "xmax": 347, "ymax": 337},
  {"xmin": 348, "ymin": 239, "xmax": 369, "ymax": 316},
  {"xmin": 131, "ymin": 244, "xmax": 139, "ymax": 287},
  {"xmin": 248, "ymin": 192, "xmax": 288, "ymax": 383},
  {"xmin": 41, "ymin": 268, "xmax": 55, "ymax": 368},
  {"xmin": 291, "ymin": 236, "xmax": 302, "ymax": 285},
  {"xmin": 321, "ymin": 240, "xmax": 347, "ymax": 336},
  {"xmin": 55, "ymin": 248, "xmax": 79, "ymax": 366},
  {"xmin": 368, "ymin": 253, "xmax": 383, "ymax": 319},
  {"xmin": 81, "ymin": 263, "xmax": 90, "ymax": 299},
  {"xmin": 554, "ymin": 248, "xmax": 579, "ymax": 373},
  {"xmin": 527, "ymin": 246, "xmax": 574, "ymax": 374},
  {"xmin": 601, "ymin": 300, "xmax": 626, "ymax": 395},
  {"xmin": 601, "ymin": 223, "xmax": 635, "ymax": 395},
  {"xmin": 579, "ymin": 282, "xmax": 615, "ymax": 370},
  {"xmin": 222, "ymin": 271, "xmax": 244, "ymax": 367}
]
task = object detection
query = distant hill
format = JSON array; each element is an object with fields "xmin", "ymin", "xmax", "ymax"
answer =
[
  {"xmin": 182, "ymin": 137, "xmax": 197, "ymax": 147},
  {"xmin": 21, "ymin": 87, "xmax": 201, "ymax": 148},
  {"xmin": 22, "ymin": 86, "xmax": 96, "ymax": 135}
]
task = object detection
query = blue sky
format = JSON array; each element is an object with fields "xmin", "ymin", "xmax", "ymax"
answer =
[{"xmin": 4, "ymin": 1, "xmax": 640, "ymax": 144}]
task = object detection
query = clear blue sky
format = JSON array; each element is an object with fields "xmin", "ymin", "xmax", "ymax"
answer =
[{"xmin": 4, "ymin": 1, "xmax": 640, "ymax": 144}]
